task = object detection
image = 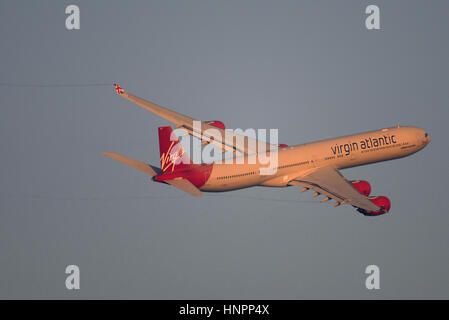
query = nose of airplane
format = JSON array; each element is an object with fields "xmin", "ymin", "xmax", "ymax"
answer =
[{"xmin": 420, "ymin": 129, "xmax": 430, "ymax": 147}]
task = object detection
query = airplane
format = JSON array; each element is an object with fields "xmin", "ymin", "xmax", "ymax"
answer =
[{"xmin": 103, "ymin": 83, "xmax": 430, "ymax": 216}]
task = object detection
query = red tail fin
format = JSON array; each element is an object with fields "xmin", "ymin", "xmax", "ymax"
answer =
[{"xmin": 158, "ymin": 126, "xmax": 191, "ymax": 173}]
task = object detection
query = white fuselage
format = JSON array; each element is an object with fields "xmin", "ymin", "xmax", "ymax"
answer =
[{"xmin": 200, "ymin": 126, "xmax": 430, "ymax": 191}]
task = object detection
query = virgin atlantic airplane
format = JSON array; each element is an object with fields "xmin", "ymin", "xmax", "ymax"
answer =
[{"xmin": 103, "ymin": 84, "xmax": 430, "ymax": 216}]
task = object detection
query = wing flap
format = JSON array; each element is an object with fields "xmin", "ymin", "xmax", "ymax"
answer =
[{"xmin": 289, "ymin": 166, "xmax": 380, "ymax": 212}]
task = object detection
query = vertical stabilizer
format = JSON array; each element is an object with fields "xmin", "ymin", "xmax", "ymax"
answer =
[{"xmin": 158, "ymin": 126, "xmax": 191, "ymax": 173}]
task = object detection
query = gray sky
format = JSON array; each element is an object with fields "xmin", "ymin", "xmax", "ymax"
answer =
[{"xmin": 0, "ymin": 0, "xmax": 448, "ymax": 299}]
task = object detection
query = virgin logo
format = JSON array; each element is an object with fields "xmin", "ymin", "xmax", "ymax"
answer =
[{"xmin": 160, "ymin": 141, "xmax": 185, "ymax": 172}]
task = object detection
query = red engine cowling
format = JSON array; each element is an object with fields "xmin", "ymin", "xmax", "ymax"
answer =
[
  {"xmin": 351, "ymin": 180, "xmax": 371, "ymax": 196},
  {"xmin": 357, "ymin": 196, "xmax": 391, "ymax": 216},
  {"xmin": 206, "ymin": 120, "xmax": 225, "ymax": 130}
]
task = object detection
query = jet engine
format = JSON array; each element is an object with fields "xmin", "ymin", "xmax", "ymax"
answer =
[
  {"xmin": 206, "ymin": 120, "xmax": 225, "ymax": 130},
  {"xmin": 357, "ymin": 196, "xmax": 391, "ymax": 216},
  {"xmin": 351, "ymin": 180, "xmax": 371, "ymax": 196}
]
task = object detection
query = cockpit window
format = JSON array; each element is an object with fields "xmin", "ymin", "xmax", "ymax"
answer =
[{"xmin": 425, "ymin": 133, "xmax": 428, "ymax": 137}]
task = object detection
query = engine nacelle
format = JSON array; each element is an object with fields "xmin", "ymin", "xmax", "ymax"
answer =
[
  {"xmin": 205, "ymin": 120, "xmax": 225, "ymax": 130},
  {"xmin": 357, "ymin": 196, "xmax": 391, "ymax": 216},
  {"xmin": 351, "ymin": 180, "xmax": 371, "ymax": 196}
]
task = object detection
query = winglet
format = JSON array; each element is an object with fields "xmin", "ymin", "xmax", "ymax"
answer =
[{"xmin": 113, "ymin": 83, "xmax": 125, "ymax": 95}]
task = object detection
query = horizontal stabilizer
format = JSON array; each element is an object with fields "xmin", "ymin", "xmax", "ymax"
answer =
[
  {"xmin": 102, "ymin": 152, "xmax": 161, "ymax": 176},
  {"xmin": 165, "ymin": 178, "xmax": 203, "ymax": 197}
]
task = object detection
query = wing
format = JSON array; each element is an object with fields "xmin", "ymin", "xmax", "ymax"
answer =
[
  {"xmin": 288, "ymin": 166, "xmax": 380, "ymax": 212},
  {"xmin": 113, "ymin": 84, "xmax": 276, "ymax": 156}
]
